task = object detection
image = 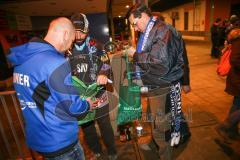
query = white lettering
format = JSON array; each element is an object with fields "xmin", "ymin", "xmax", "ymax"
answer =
[
  {"xmin": 13, "ymin": 73, "xmax": 30, "ymax": 87},
  {"xmin": 19, "ymin": 74, "xmax": 23, "ymax": 85},
  {"xmin": 23, "ymin": 75, "xmax": 30, "ymax": 87},
  {"xmin": 76, "ymin": 63, "xmax": 88, "ymax": 73}
]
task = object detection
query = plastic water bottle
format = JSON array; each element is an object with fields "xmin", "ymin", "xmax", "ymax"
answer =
[{"xmin": 136, "ymin": 123, "xmax": 143, "ymax": 137}]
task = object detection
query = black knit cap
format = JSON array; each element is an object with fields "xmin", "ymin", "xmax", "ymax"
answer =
[{"xmin": 70, "ymin": 13, "xmax": 89, "ymax": 33}]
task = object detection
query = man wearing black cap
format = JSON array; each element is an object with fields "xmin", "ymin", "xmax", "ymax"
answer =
[{"xmin": 68, "ymin": 13, "xmax": 117, "ymax": 160}]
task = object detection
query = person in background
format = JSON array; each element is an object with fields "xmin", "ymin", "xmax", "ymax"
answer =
[
  {"xmin": 126, "ymin": 3, "xmax": 184, "ymax": 160},
  {"xmin": 216, "ymin": 27, "xmax": 240, "ymax": 141},
  {"xmin": 211, "ymin": 18, "xmax": 222, "ymax": 58},
  {"xmin": 219, "ymin": 19, "xmax": 229, "ymax": 48},
  {"xmin": 224, "ymin": 15, "xmax": 240, "ymax": 47},
  {"xmin": 227, "ymin": 15, "xmax": 240, "ymax": 32},
  {"xmin": 7, "ymin": 17, "xmax": 98, "ymax": 160},
  {"xmin": 68, "ymin": 13, "xmax": 117, "ymax": 160}
]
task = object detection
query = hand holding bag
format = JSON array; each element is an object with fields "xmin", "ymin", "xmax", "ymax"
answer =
[{"xmin": 72, "ymin": 76, "xmax": 103, "ymax": 125}]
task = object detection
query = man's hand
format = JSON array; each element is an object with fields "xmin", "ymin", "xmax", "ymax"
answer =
[
  {"xmin": 182, "ymin": 85, "xmax": 191, "ymax": 94},
  {"xmin": 97, "ymin": 75, "xmax": 108, "ymax": 85},
  {"xmin": 126, "ymin": 46, "xmax": 136, "ymax": 57},
  {"xmin": 86, "ymin": 98, "xmax": 99, "ymax": 111}
]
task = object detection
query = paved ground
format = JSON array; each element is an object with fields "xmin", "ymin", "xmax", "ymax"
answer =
[
  {"xmin": 86, "ymin": 40, "xmax": 240, "ymax": 160},
  {"xmin": 1, "ymin": 40, "xmax": 240, "ymax": 160},
  {"xmin": 169, "ymin": 40, "xmax": 240, "ymax": 160}
]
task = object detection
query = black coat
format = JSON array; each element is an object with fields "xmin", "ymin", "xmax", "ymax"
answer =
[
  {"xmin": 68, "ymin": 37, "xmax": 111, "ymax": 85},
  {"xmin": 225, "ymin": 30, "xmax": 240, "ymax": 96},
  {"xmin": 133, "ymin": 18, "xmax": 184, "ymax": 87},
  {"xmin": 180, "ymin": 41, "xmax": 190, "ymax": 85}
]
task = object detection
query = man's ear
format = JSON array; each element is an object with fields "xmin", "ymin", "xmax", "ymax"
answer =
[{"xmin": 63, "ymin": 30, "xmax": 69, "ymax": 41}]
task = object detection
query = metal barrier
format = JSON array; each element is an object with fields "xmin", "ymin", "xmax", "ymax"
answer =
[{"xmin": 0, "ymin": 90, "xmax": 37, "ymax": 160}]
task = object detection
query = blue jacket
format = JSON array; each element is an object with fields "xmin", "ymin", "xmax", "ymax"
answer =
[{"xmin": 7, "ymin": 38, "xmax": 89, "ymax": 153}]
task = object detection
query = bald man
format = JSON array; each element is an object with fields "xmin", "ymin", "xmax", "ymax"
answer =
[{"xmin": 7, "ymin": 17, "xmax": 97, "ymax": 160}]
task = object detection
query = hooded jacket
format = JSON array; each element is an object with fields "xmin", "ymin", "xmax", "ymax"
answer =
[{"xmin": 7, "ymin": 38, "xmax": 89, "ymax": 153}]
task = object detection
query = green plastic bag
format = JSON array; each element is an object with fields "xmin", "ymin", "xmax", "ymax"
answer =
[
  {"xmin": 117, "ymin": 54, "xmax": 142, "ymax": 125},
  {"xmin": 117, "ymin": 84, "xmax": 142, "ymax": 125},
  {"xmin": 72, "ymin": 76, "xmax": 103, "ymax": 125}
]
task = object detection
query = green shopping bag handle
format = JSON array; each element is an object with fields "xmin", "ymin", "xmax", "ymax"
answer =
[{"xmin": 124, "ymin": 54, "xmax": 135, "ymax": 87}]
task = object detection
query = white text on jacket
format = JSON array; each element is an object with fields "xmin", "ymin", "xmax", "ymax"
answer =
[{"xmin": 13, "ymin": 73, "xmax": 30, "ymax": 87}]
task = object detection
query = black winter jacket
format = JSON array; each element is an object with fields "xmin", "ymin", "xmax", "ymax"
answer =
[
  {"xmin": 133, "ymin": 18, "xmax": 184, "ymax": 87},
  {"xmin": 225, "ymin": 29, "xmax": 240, "ymax": 96},
  {"xmin": 68, "ymin": 36, "xmax": 111, "ymax": 85}
]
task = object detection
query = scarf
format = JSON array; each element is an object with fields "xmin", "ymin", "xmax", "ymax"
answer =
[
  {"xmin": 135, "ymin": 16, "xmax": 156, "ymax": 79},
  {"xmin": 136, "ymin": 16, "xmax": 157, "ymax": 53}
]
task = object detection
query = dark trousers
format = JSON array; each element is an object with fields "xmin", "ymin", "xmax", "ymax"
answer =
[
  {"xmin": 211, "ymin": 42, "xmax": 221, "ymax": 58},
  {"xmin": 147, "ymin": 86, "xmax": 172, "ymax": 160},
  {"xmin": 147, "ymin": 82, "xmax": 189, "ymax": 160},
  {"xmin": 81, "ymin": 104, "xmax": 117, "ymax": 155}
]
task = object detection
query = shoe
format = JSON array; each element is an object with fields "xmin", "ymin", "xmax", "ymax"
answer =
[
  {"xmin": 227, "ymin": 129, "xmax": 240, "ymax": 140},
  {"xmin": 108, "ymin": 154, "xmax": 118, "ymax": 160},
  {"xmin": 179, "ymin": 132, "xmax": 191, "ymax": 145},
  {"xmin": 89, "ymin": 153, "xmax": 106, "ymax": 160},
  {"xmin": 215, "ymin": 124, "xmax": 231, "ymax": 141}
]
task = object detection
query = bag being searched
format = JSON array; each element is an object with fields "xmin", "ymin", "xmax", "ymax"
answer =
[{"xmin": 217, "ymin": 45, "xmax": 231, "ymax": 76}]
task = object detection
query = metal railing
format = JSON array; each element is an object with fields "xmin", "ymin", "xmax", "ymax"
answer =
[{"xmin": 0, "ymin": 90, "xmax": 38, "ymax": 160}]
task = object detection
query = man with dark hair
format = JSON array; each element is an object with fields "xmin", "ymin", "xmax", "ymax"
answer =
[
  {"xmin": 7, "ymin": 17, "xmax": 98, "ymax": 160},
  {"xmin": 126, "ymin": 3, "xmax": 185, "ymax": 159},
  {"xmin": 68, "ymin": 13, "xmax": 117, "ymax": 160}
]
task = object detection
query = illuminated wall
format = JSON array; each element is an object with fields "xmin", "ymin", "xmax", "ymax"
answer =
[{"xmin": 159, "ymin": 1, "xmax": 206, "ymax": 32}]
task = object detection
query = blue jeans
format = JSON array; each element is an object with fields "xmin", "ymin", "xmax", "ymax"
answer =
[{"xmin": 45, "ymin": 142, "xmax": 85, "ymax": 160}]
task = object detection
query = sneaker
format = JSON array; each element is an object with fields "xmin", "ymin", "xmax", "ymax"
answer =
[
  {"xmin": 227, "ymin": 130, "xmax": 240, "ymax": 140},
  {"xmin": 108, "ymin": 154, "xmax": 118, "ymax": 160}
]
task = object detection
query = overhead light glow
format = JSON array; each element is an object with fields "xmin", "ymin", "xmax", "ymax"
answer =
[
  {"xmin": 103, "ymin": 26, "xmax": 109, "ymax": 34},
  {"xmin": 125, "ymin": 19, "xmax": 128, "ymax": 25},
  {"xmin": 118, "ymin": 15, "xmax": 122, "ymax": 18},
  {"xmin": 126, "ymin": 5, "xmax": 129, "ymax": 8}
]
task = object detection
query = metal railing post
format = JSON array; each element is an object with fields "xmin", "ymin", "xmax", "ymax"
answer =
[{"xmin": 0, "ymin": 91, "xmax": 25, "ymax": 159}]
